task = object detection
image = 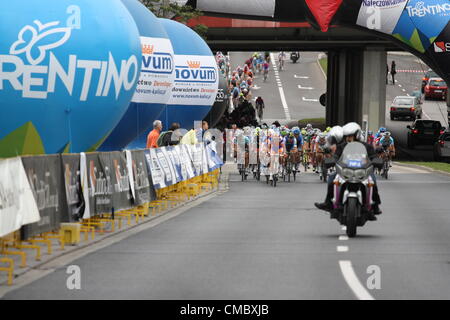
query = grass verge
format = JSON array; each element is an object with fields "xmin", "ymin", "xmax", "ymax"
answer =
[
  {"xmin": 319, "ymin": 58, "xmax": 327, "ymax": 74},
  {"xmin": 399, "ymin": 161, "xmax": 450, "ymax": 173}
]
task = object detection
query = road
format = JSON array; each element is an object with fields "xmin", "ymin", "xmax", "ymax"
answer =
[
  {"xmin": 3, "ymin": 165, "xmax": 450, "ymax": 300},
  {"xmin": 229, "ymin": 52, "xmax": 326, "ymax": 124}
]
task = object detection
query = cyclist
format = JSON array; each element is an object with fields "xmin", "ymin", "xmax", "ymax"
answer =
[
  {"xmin": 379, "ymin": 131, "xmax": 395, "ymax": 167},
  {"xmin": 278, "ymin": 51, "xmax": 286, "ymax": 70},
  {"xmin": 255, "ymin": 96, "xmax": 265, "ymax": 120},
  {"xmin": 291, "ymin": 127, "xmax": 303, "ymax": 172},
  {"xmin": 365, "ymin": 130, "xmax": 374, "ymax": 146},
  {"xmin": 263, "ymin": 59, "xmax": 270, "ymax": 81},
  {"xmin": 302, "ymin": 128, "xmax": 312, "ymax": 170},
  {"xmin": 314, "ymin": 132, "xmax": 329, "ymax": 179}
]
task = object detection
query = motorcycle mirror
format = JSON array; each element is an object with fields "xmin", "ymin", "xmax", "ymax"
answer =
[{"xmin": 324, "ymin": 157, "xmax": 336, "ymax": 168}]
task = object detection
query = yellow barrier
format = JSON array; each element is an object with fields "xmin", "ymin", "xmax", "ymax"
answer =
[{"xmin": 0, "ymin": 257, "xmax": 14, "ymax": 286}]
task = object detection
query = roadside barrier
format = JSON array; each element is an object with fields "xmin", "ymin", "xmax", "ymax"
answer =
[{"xmin": 0, "ymin": 143, "xmax": 223, "ymax": 285}]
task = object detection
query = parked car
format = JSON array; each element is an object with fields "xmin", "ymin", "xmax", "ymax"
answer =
[
  {"xmin": 390, "ymin": 96, "xmax": 422, "ymax": 121},
  {"xmin": 433, "ymin": 132, "xmax": 450, "ymax": 162},
  {"xmin": 407, "ymin": 120, "xmax": 446, "ymax": 149},
  {"xmin": 424, "ymin": 77, "xmax": 448, "ymax": 100},
  {"xmin": 421, "ymin": 69, "xmax": 438, "ymax": 93}
]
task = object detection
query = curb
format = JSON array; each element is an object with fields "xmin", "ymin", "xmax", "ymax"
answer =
[
  {"xmin": 317, "ymin": 57, "xmax": 327, "ymax": 80},
  {"xmin": 394, "ymin": 161, "xmax": 450, "ymax": 178}
]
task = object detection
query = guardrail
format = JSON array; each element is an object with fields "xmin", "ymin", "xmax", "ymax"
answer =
[{"xmin": 0, "ymin": 143, "xmax": 223, "ymax": 286}]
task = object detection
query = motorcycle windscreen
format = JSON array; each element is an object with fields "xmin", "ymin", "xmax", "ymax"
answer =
[{"xmin": 339, "ymin": 142, "xmax": 369, "ymax": 169}]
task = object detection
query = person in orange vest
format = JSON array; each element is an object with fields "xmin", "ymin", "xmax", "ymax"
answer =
[{"xmin": 146, "ymin": 120, "xmax": 162, "ymax": 149}]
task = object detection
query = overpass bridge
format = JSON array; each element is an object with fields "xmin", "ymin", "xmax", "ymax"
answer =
[{"xmin": 185, "ymin": 0, "xmax": 450, "ymax": 131}]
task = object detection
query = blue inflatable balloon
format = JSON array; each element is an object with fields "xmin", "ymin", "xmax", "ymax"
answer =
[
  {"xmin": 99, "ymin": 0, "xmax": 175, "ymax": 151},
  {"xmin": 127, "ymin": 18, "xmax": 219, "ymax": 149},
  {"xmin": 0, "ymin": 0, "xmax": 141, "ymax": 156}
]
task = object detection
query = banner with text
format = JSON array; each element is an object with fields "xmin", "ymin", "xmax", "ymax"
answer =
[{"xmin": 0, "ymin": 157, "xmax": 40, "ymax": 238}]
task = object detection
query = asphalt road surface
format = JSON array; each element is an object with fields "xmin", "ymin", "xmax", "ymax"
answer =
[
  {"xmin": 4, "ymin": 166, "xmax": 450, "ymax": 300},
  {"xmin": 229, "ymin": 52, "xmax": 326, "ymax": 124}
]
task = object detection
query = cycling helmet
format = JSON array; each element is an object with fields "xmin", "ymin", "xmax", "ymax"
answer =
[
  {"xmin": 325, "ymin": 127, "xmax": 332, "ymax": 133},
  {"xmin": 280, "ymin": 128, "xmax": 289, "ymax": 137},
  {"xmin": 384, "ymin": 131, "xmax": 391, "ymax": 137},
  {"xmin": 306, "ymin": 124, "xmax": 313, "ymax": 130},
  {"xmin": 292, "ymin": 127, "xmax": 301, "ymax": 135},
  {"xmin": 343, "ymin": 122, "xmax": 362, "ymax": 140},
  {"xmin": 368, "ymin": 130, "xmax": 373, "ymax": 135},
  {"xmin": 379, "ymin": 127, "xmax": 386, "ymax": 133},
  {"xmin": 301, "ymin": 129, "xmax": 307, "ymax": 135}
]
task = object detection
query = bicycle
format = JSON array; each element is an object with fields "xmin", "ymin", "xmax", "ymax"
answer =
[
  {"xmin": 282, "ymin": 152, "xmax": 295, "ymax": 182},
  {"xmin": 302, "ymin": 149, "xmax": 310, "ymax": 172}
]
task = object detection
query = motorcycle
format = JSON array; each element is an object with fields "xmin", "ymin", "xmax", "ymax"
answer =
[
  {"xmin": 290, "ymin": 52, "xmax": 300, "ymax": 63},
  {"xmin": 324, "ymin": 142, "xmax": 383, "ymax": 237}
]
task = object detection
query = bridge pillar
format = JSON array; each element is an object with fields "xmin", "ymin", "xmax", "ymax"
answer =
[
  {"xmin": 361, "ymin": 49, "xmax": 386, "ymax": 133},
  {"xmin": 326, "ymin": 48, "xmax": 386, "ymax": 132}
]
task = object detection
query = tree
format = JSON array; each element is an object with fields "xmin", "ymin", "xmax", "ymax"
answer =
[{"xmin": 139, "ymin": 0, "xmax": 208, "ymax": 39}]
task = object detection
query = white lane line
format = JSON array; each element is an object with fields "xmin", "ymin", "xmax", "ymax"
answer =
[
  {"xmin": 294, "ymin": 75, "xmax": 309, "ymax": 79},
  {"xmin": 339, "ymin": 235, "xmax": 349, "ymax": 241},
  {"xmin": 339, "ymin": 261, "xmax": 375, "ymax": 300},
  {"xmin": 422, "ymin": 109, "xmax": 431, "ymax": 120},
  {"xmin": 337, "ymin": 246, "xmax": 349, "ymax": 252},
  {"xmin": 271, "ymin": 53, "xmax": 291, "ymax": 120},
  {"xmin": 298, "ymin": 85, "xmax": 314, "ymax": 90},
  {"xmin": 398, "ymin": 84, "xmax": 402, "ymax": 88},
  {"xmin": 302, "ymin": 97, "xmax": 319, "ymax": 102},
  {"xmin": 278, "ymin": 86, "xmax": 291, "ymax": 120},
  {"xmin": 402, "ymin": 89, "xmax": 406, "ymax": 92}
]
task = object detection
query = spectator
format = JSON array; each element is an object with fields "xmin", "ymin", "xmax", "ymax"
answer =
[
  {"xmin": 146, "ymin": 120, "xmax": 162, "ymax": 149},
  {"xmin": 390, "ymin": 61, "xmax": 396, "ymax": 85},
  {"xmin": 159, "ymin": 122, "xmax": 181, "ymax": 147}
]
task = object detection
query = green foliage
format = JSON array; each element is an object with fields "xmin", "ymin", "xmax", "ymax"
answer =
[{"xmin": 139, "ymin": 0, "xmax": 208, "ymax": 39}]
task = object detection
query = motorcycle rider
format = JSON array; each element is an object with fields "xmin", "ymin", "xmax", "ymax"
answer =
[{"xmin": 314, "ymin": 122, "xmax": 382, "ymax": 219}]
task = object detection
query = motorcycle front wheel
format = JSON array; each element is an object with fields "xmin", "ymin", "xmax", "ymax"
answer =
[{"xmin": 345, "ymin": 198, "xmax": 359, "ymax": 238}]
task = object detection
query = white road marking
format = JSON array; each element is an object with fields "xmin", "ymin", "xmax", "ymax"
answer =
[
  {"xmin": 298, "ymin": 85, "xmax": 314, "ymax": 90},
  {"xmin": 398, "ymin": 84, "xmax": 402, "ymax": 88},
  {"xmin": 302, "ymin": 97, "xmax": 319, "ymax": 102},
  {"xmin": 339, "ymin": 261, "xmax": 375, "ymax": 300},
  {"xmin": 271, "ymin": 53, "xmax": 291, "ymax": 120},
  {"xmin": 337, "ymin": 246, "xmax": 349, "ymax": 252},
  {"xmin": 294, "ymin": 75, "xmax": 310, "ymax": 79},
  {"xmin": 402, "ymin": 89, "xmax": 406, "ymax": 92},
  {"xmin": 422, "ymin": 109, "xmax": 431, "ymax": 120},
  {"xmin": 339, "ymin": 235, "xmax": 349, "ymax": 241}
]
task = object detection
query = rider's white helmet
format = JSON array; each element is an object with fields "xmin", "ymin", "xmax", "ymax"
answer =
[
  {"xmin": 328, "ymin": 126, "xmax": 344, "ymax": 144},
  {"xmin": 343, "ymin": 122, "xmax": 362, "ymax": 141}
]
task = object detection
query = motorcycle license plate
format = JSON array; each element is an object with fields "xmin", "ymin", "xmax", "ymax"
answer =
[
  {"xmin": 435, "ymin": 90, "xmax": 443, "ymax": 93},
  {"xmin": 348, "ymin": 160, "xmax": 362, "ymax": 168},
  {"xmin": 425, "ymin": 130, "xmax": 434, "ymax": 135}
]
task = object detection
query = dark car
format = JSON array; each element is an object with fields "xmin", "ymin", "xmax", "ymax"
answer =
[
  {"xmin": 407, "ymin": 120, "xmax": 446, "ymax": 149},
  {"xmin": 390, "ymin": 96, "xmax": 422, "ymax": 121},
  {"xmin": 433, "ymin": 132, "xmax": 450, "ymax": 162},
  {"xmin": 421, "ymin": 70, "xmax": 438, "ymax": 93},
  {"xmin": 424, "ymin": 77, "xmax": 448, "ymax": 100}
]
